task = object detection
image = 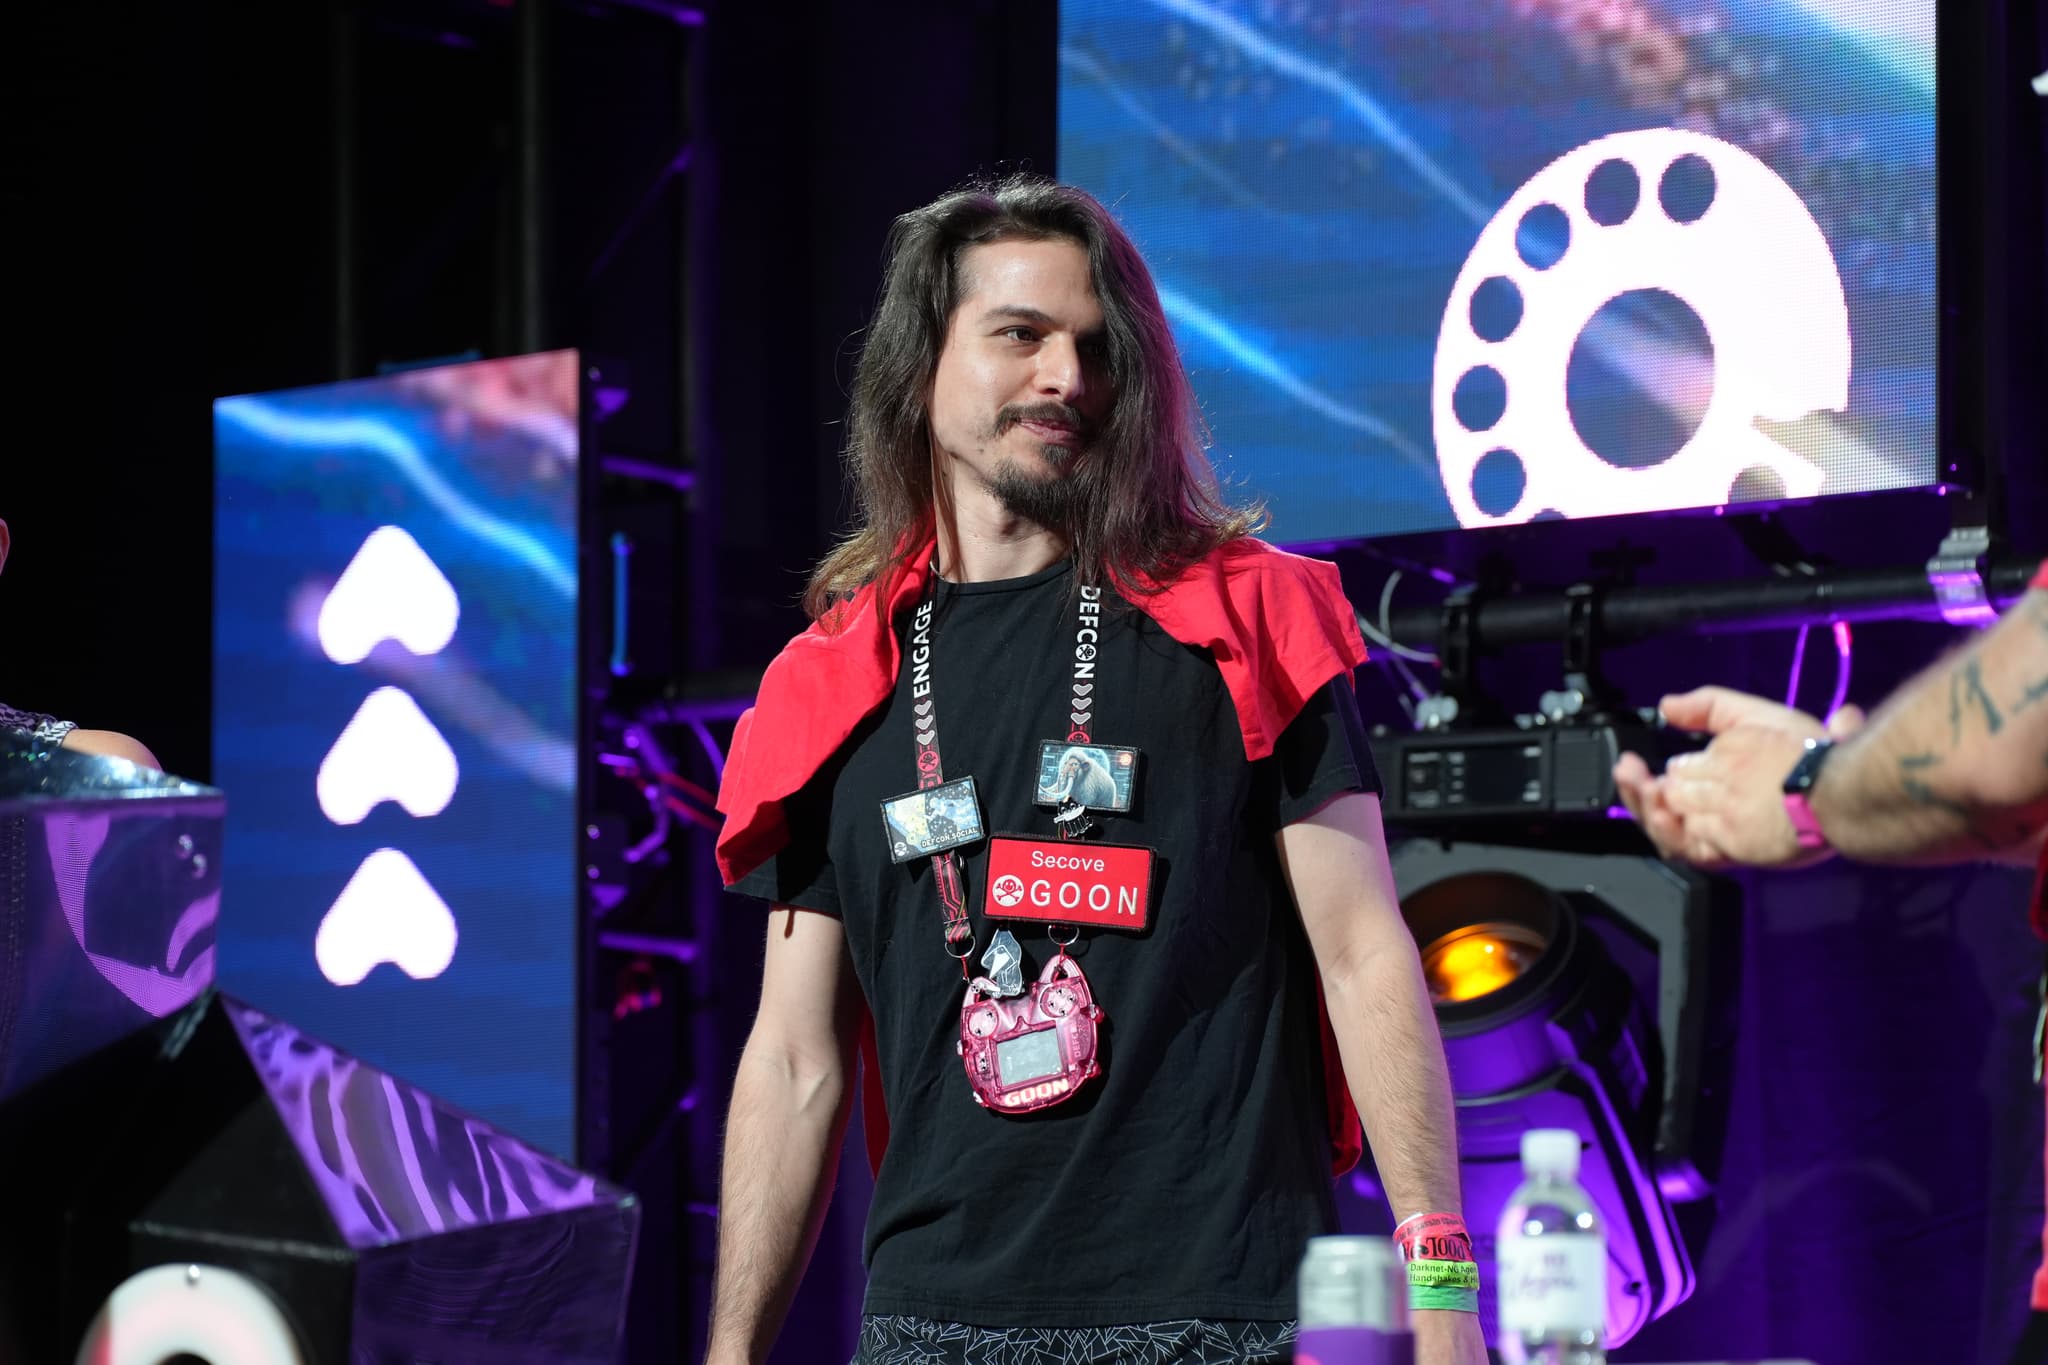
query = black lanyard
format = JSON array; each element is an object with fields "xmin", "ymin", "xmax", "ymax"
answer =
[{"xmin": 910, "ymin": 572, "xmax": 1104, "ymax": 962}]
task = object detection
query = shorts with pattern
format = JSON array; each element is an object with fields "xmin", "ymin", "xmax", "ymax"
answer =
[{"xmin": 850, "ymin": 1314, "xmax": 1296, "ymax": 1365}]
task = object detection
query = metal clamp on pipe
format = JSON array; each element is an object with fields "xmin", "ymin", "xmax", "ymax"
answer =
[
  {"xmin": 1537, "ymin": 583, "xmax": 1616, "ymax": 725},
  {"xmin": 1417, "ymin": 586, "xmax": 1481, "ymax": 730}
]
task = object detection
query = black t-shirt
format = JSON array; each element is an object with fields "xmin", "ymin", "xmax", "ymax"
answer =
[{"xmin": 733, "ymin": 557, "xmax": 1380, "ymax": 1326}]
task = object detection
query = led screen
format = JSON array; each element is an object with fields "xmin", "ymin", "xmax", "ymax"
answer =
[
  {"xmin": 997, "ymin": 1028, "xmax": 1065, "ymax": 1085},
  {"xmin": 213, "ymin": 350, "xmax": 582, "ymax": 1158},
  {"xmin": 1059, "ymin": 0, "xmax": 1936, "ymax": 541}
]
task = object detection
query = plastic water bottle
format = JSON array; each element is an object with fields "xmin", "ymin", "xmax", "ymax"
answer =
[
  {"xmin": 1296, "ymin": 1235, "xmax": 1413, "ymax": 1365},
  {"xmin": 1496, "ymin": 1129, "xmax": 1606, "ymax": 1365}
]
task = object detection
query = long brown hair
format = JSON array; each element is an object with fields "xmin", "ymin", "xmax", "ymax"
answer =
[{"xmin": 803, "ymin": 174, "xmax": 1262, "ymax": 621}]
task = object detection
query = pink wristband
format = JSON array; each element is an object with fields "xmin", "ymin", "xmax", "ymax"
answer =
[
  {"xmin": 1782, "ymin": 791, "xmax": 1828, "ymax": 850},
  {"xmin": 1392, "ymin": 1211, "xmax": 1474, "ymax": 1264}
]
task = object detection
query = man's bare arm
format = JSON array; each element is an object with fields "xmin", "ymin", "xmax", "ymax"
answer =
[
  {"xmin": 1279, "ymin": 791, "xmax": 1485, "ymax": 1365},
  {"xmin": 1279, "ymin": 793, "xmax": 1460, "ymax": 1215},
  {"xmin": 705, "ymin": 907, "xmax": 863, "ymax": 1365},
  {"xmin": 1811, "ymin": 589, "xmax": 2048, "ymax": 863}
]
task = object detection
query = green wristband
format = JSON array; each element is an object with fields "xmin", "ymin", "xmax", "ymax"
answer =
[
  {"xmin": 1409, "ymin": 1284, "xmax": 1481, "ymax": 1314},
  {"xmin": 1405, "ymin": 1258, "xmax": 1481, "ymax": 1290}
]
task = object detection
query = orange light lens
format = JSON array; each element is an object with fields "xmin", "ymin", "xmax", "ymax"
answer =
[{"xmin": 1419, "ymin": 923, "xmax": 1546, "ymax": 1003}]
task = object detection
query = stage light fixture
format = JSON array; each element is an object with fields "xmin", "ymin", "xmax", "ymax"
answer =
[
  {"xmin": 1348, "ymin": 840, "xmax": 1735, "ymax": 1350},
  {"xmin": 1416, "ymin": 918, "xmax": 1548, "ymax": 1004}
]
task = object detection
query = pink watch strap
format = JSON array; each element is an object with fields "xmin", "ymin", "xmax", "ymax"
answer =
[{"xmin": 1783, "ymin": 791, "xmax": 1828, "ymax": 850}]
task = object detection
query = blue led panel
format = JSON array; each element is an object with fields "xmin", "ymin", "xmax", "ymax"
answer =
[{"xmin": 213, "ymin": 350, "xmax": 582, "ymax": 1158}]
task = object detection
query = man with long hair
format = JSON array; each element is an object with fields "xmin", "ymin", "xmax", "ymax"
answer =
[{"xmin": 707, "ymin": 176, "xmax": 1485, "ymax": 1365}]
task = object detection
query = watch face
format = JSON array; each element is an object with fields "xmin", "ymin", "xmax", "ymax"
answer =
[{"xmin": 1783, "ymin": 737, "xmax": 1835, "ymax": 794}]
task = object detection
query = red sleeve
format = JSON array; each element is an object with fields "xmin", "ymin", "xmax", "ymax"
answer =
[
  {"xmin": 2032, "ymin": 559, "xmax": 2048, "ymax": 591},
  {"xmin": 715, "ymin": 543, "xmax": 941, "ymax": 886},
  {"xmin": 1137, "ymin": 539, "xmax": 1369, "ymax": 761}
]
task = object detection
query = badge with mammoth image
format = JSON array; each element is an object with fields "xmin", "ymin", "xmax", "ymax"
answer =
[{"xmin": 1034, "ymin": 740, "xmax": 1139, "ymax": 813}]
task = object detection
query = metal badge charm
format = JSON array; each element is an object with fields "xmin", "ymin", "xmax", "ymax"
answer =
[{"xmin": 980, "ymin": 928, "xmax": 1026, "ymax": 998}]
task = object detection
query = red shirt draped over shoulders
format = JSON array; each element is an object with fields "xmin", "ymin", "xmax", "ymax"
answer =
[
  {"xmin": 713, "ymin": 535, "xmax": 1374, "ymax": 1176},
  {"xmin": 714, "ymin": 536, "xmax": 1368, "ymax": 885}
]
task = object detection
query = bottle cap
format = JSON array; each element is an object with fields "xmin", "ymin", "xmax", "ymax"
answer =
[{"xmin": 1521, "ymin": 1128, "xmax": 1581, "ymax": 1177}]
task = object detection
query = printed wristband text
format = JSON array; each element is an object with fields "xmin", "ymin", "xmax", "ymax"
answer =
[{"xmin": 1404, "ymin": 1258, "xmax": 1481, "ymax": 1291}]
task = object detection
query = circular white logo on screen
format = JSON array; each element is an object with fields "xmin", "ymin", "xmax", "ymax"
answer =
[{"xmin": 1432, "ymin": 128, "xmax": 1850, "ymax": 527}]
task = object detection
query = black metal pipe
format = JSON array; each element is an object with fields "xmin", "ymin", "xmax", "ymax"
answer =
[{"xmin": 1383, "ymin": 557, "xmax": 2040, "ymax": 650}]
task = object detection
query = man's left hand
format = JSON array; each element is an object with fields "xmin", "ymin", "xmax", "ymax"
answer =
[{"xmin": 1412, "ymin": 1307, "xmax": 1488, "ymax": 1365}]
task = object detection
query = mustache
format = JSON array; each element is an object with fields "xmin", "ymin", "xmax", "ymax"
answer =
[{"xmin": 997, "ymin": 402, "xmax": 1090, "ymax": 439}]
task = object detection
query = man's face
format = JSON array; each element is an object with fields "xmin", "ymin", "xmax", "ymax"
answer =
[{"xmin": 927, "ymin": 237, "xmax": 1113, "ymax": 526}]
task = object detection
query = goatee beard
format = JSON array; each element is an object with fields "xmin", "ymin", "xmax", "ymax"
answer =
[{"xmin": 987, "ymin": 454, "xmax": 1082, "ymax": 531}]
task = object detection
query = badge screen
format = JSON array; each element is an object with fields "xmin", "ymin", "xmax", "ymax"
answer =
[{"xmin": 996, "ymin": 1028, "xmax": 1064, "ymax": 1086}]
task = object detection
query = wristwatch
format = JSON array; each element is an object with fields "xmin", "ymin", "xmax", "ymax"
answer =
[{"xmin": 1780, "ymin": 737, "xmax": 1835, "ymax": 851}]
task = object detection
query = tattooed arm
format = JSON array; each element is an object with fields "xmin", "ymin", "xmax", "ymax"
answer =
[
  {"xmin": 1803, "ymin": 590, "xmax": 2048, "ymax": 864},
  {"xmin": 1632, "ymin": 590, "xmax": 2048, "ymax": 869}
]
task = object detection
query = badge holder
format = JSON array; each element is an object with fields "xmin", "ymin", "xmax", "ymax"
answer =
[{"xmin": 958, "ymin": 945, "xmax": 1102, "ymax": 1113}]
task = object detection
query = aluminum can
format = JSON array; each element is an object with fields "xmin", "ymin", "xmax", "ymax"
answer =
[{"xmin": 1296, "ymin": 1235, "xmax": 1413, "ymax": 1365}]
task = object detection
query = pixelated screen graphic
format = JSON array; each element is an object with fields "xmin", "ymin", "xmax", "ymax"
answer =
[
  {"xmin": 1059, "ymin": 0, "xmax": 1936, "ymax": 541},
  {"xmin": 213, "ymin": 350, "xmax": 582, "ymax": 1159}
]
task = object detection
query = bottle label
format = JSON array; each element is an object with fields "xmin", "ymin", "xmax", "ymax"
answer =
[{"xmin": 1497, "ymin": 1236, "xmax": 1605, "ymax": 1332}]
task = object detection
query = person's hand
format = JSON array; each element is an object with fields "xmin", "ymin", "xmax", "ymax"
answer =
[
  {"xmin": 1658, "ymin": 722, "xmax": 1823, "ymax": 868},
  {"xmin": 1411, "ymin": 1307, "xmax": 1488, "ymax": 1365},
  {"xmin": 1656, "ymin": 685, "xmax": 1862, "ymax": 742},
  {"xmin": 1612, "ymin": 686, "xmax": 1864, "ymax": 869},
  {"xmin": 1613, "ymin": 746, "xmax": 1688, "ymax": 859}
]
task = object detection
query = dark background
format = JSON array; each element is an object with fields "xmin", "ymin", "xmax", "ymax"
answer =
[{"xmin": 4, "ymin": 1, "xmax": 2046, "ymax": 1361}]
